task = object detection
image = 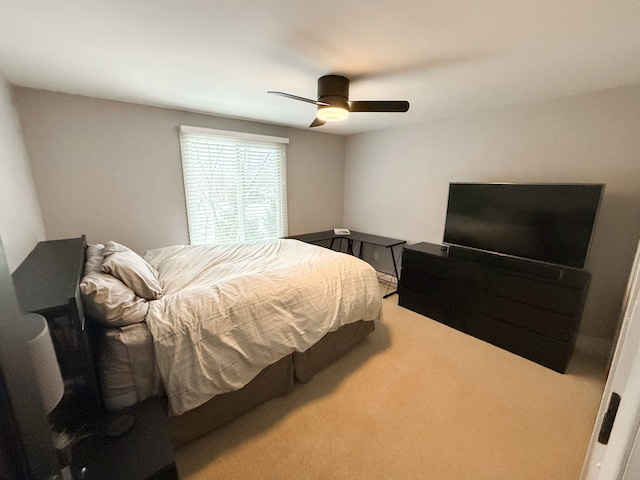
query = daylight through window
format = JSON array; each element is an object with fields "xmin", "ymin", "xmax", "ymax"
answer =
[{"xmin": 179, "ymin": 126, "xmax": 288, "ymax": 245}]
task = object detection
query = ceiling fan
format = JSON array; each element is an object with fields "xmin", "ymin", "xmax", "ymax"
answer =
[{"xmin": 268, "ymin": 74, "xmax": 410, "ymax": 128}]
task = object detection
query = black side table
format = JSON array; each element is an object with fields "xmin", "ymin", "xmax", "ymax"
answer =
[
  {"xmin": 71, "ymin": 396, "xmax": 178, "ymax": 479},
  {"xmin": 12, "ymin": 236, "xmax": 102, "ymax": 430}
]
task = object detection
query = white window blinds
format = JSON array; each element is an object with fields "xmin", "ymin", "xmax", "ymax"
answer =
[{"xmin": 179, "ymin": 126, "xmax": 288, "ymax": 245}]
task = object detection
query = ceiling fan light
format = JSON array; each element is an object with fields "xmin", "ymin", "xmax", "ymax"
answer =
[{"xmin": 317, "ymin": 106, "xmax": 349, "ymax": 122}]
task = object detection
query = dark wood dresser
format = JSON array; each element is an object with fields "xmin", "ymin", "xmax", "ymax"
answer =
[
  {"xmin": 397, "ymin": 242, "xmax": 591, "ymax": 372},
  {"xmin": 12, "ymin": 236, "xmax": 102, "ymax": 428}
]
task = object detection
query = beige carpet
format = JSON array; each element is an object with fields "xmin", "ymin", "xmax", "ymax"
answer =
[{"xmin": 175, "ymin": 286, "xmax": 609, "ymax": 479}]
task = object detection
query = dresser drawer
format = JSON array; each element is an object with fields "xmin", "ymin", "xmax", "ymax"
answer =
[
  {"xmin": 398, "ymin": 286, "xmax": 467, "ymax": 331},
  {"xmin": 474, "ymin": 291, "xmax": 578, "ymax": 341},
  {"xmin": 399, "ymin": 268, "xmax": 475, "ymax": 307},
  {"xmin": 402, "ymin": 248, "xmax": 475, "ymax": 285},
  {"xmin": 467, "ymin": 313, "xmax": 529, "ymax": 359},
  {"xmin": 478, "ymin": 269, "xmax": 586, "ymax": 315}
]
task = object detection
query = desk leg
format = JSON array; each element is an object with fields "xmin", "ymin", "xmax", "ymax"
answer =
[
  {"xmin": 346, "ymin": 239, "xmax": 355, "ymax": 256},
  {"xmin": 383, "ymin": 246, "xmax": 401, "ymax": 299}
]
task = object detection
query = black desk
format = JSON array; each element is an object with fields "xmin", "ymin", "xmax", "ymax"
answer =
[{"xmin": 288, "ymin": 230, "xmax": 406, "ymax": 298}]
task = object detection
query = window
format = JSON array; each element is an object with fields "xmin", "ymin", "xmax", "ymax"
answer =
[{"xmin": 179, "ymin": 126, "xmax": 288, "ymax": 245}]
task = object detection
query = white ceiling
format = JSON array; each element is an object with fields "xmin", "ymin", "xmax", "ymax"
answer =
[{"xmin": 1, "ymin": 1, "xmax": 639, "ymax": 135}]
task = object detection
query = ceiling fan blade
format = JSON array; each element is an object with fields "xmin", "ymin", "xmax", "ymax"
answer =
[
  {"xmin": 268, "ymin": 91, "xmax": 329, "ymax": 106},
  {"xmin": 348, "ymin": 100, "xmax": 410, "ymax": 113},
  {"xmin": 309, "ymin": 117, "xmax": 326, "ymax": 128}
]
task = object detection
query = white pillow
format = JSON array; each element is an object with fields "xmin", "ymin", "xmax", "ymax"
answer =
[
  {"xmin": 84, "ymin": 243, "xmax": 105, "ymax": 275},
  {"xmin": 80, "ymin": 272, "xmax": 149, "ymax": 327},
  {"xmin": 102, "ymin": 241, "xmax": 163, "ymax": 301}
]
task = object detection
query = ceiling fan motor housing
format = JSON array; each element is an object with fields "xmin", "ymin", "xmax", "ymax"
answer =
[{"xmin": 318, "ymin": 75, "xmax": 349, "ymax": 110}]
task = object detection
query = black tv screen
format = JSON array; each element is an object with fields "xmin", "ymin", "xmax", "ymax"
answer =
[{"xmin": 443, "ymin": 183, "xmax": 604, "ymax": 269}]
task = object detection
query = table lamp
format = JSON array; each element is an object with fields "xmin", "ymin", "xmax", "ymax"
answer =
[{"xmin": 24, "ymin": 313, "xmax": 64, "ymax": 416}]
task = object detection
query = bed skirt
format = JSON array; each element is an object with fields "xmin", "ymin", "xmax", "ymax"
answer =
[
  {"xmin": 293, "ymin": 319, "xmax": 376, "ymax": 383},
  {"xmin": 168, "ymin": 320, "xmax": 375, "ymax": 447},
  {"xmin": 168, "ymin": 355, "xmax": 294, "ymax": 447}
]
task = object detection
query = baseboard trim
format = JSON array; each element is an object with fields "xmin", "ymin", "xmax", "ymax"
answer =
[{"xmin": 576, "ymin": 334, "xmax": 613, "ymax": 359}]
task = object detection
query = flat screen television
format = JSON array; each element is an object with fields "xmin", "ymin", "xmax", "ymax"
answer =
[{"xmin": 443, "ymin": 183, "xmax": 604, "ymax": 269}]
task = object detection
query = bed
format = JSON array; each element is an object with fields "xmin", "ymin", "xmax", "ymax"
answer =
[{"xmin": 80, "ymin": 238, "xmax": 381, "ymax": 446}]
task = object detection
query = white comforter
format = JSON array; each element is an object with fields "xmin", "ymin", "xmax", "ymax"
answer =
[{"xmin": 144, "ymin": 239, "xmax": 382, "ymax": 415}]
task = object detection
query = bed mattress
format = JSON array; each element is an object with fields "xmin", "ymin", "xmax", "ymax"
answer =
[{"xmin": 98, "ymin": 322, "xmax": 163, "ymax": 411}]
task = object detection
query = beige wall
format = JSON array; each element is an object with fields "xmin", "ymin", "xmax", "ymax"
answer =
[
  {"xmin": 14, "ymin": 88, "xmax": 345, "ymax": 255},
  {"xmin": 13, "ymin": 83, "xmax": 640, "ymax": 343},
  {"xmin": 0, "ymin": 74, "xmax": 66, "ymax": 477},
  {"xmin": 344, "ymin": 84, "xmax": 640, "ymax": 343},
  {"xmin": 0, "ymin": 76, "xmax": 45, "ymax": 272}
]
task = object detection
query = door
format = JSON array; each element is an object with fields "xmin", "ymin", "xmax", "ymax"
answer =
[{"xmin": 582, "ymin": 240, "xmax": 640, "ymax": 479}]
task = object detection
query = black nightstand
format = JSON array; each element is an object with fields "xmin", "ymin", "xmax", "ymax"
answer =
[
  {"xmin": 71, "ymin": 396, "xmax": 178, "ymax": 479},
  {"xmin": 12, "ymin": 236, "xmax": 102, "ymax": 429}
]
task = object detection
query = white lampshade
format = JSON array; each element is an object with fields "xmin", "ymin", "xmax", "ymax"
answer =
[{"xmin": 25, "ymin": 313, "xmax": 64, "ymax": 414}]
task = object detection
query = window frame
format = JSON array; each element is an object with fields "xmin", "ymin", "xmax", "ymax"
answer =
[{"xmin": 179, "ymin": 125, "xmax": 289, "ymax": 245}]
